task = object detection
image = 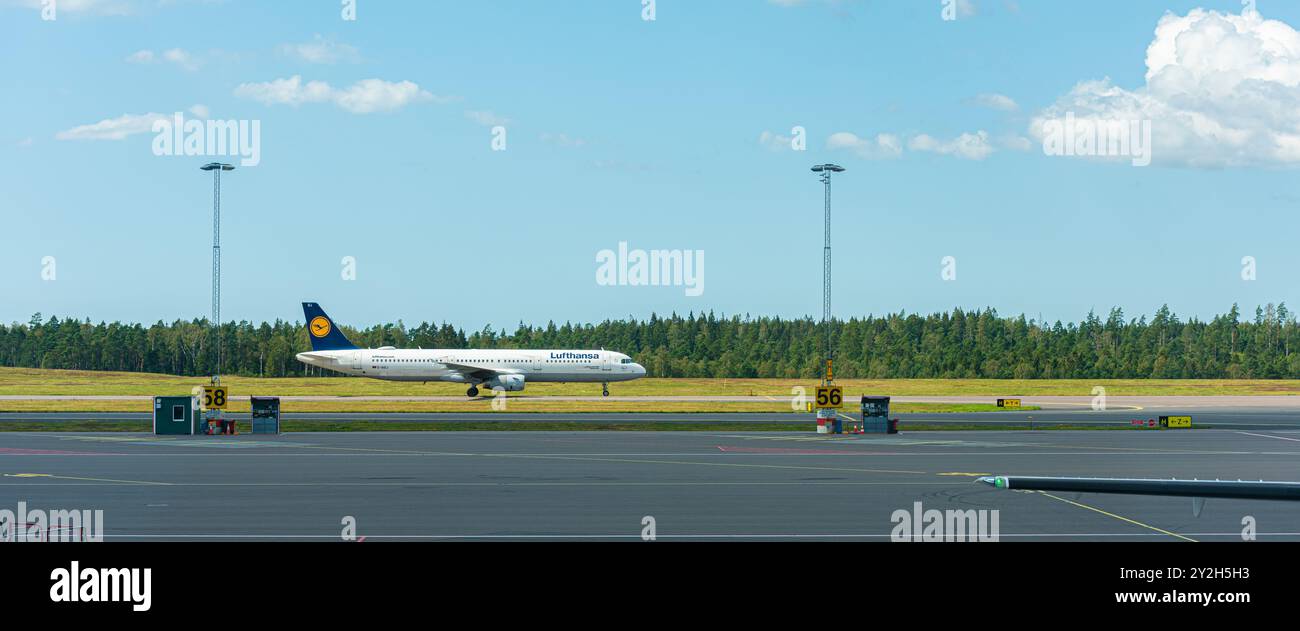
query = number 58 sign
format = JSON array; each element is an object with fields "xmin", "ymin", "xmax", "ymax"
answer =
[
  {"xmin": 202, "ymin": 386, "xmax": 228, "ymax": 410},
  {"xmin": 815, "ymin": 386, "xmax": 843, "ymax": 408}
]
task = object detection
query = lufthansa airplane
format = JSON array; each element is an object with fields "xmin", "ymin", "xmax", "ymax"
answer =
[{"xmin": 294, "ymin": 303, "xmax": 646, "ymax": 397}]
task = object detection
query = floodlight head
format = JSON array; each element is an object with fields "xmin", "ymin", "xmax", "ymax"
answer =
[{"xmin": 201, "ymin": 162, "xmax": 235, "ymax": 171}]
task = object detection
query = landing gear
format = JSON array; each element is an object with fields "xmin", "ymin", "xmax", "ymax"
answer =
[
  {"xmin": 467, "ymin": 385, "xmax": 480, "ymax": 398},
  {"xmin": 602, "ymin": 383, "xmax": 609, "ymax": 397}
]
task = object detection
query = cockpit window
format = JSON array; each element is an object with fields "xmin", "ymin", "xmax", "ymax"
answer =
[{"xmin": 621, "ymin": 358, "xmax": 633, "ymax": 364}]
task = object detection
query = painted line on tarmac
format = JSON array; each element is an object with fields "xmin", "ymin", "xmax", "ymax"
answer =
[
  {"xmin": 2, "ymin": 472, "xmax": 172, "ymax": 486},
  {"xmin": 85, "ymin": 532, "xmax": 1300, "ymax": 540},
  {"xmin": 1035, "ymin": 490, "xmax": 1197, "ymax": 542},
  {"xmin": 1237, "ymin": 431, "xmax": 1300, "ymax": 443}
]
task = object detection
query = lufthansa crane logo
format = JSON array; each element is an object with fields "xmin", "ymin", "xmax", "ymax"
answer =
[{"xmin": 310, "ymin": 316, "xmax": 332, "ymax": 338}]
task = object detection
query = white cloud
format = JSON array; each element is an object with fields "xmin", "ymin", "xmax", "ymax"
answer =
[
  {"xmin": 16, "ymin": 137, "xmax": 33, "ymax": 148},
  {"xmin": 54, "ymin": 111, "xmax": 169, "ymax": 141},
  {"xmin": 125, "ymin": 49, "xmax": 154, "ymax": 64},
  {"xmin": 1030, "ymin": 8, "xmax": 1300, "ymax": 168},
  {"xmin": 234, "ymin": 76, "xmax": 444, "ymax": 114},
  {"xmin": 7, "ymin": 0, "xmax": 133, "ymax": 15},
  {"xmin": 758, "ymin": 130, "xmax": 795, "ymax": 151},
  {"xmin": 54, "ymin": 105, "xmax": 206, "ymax": 140},
  {"xmin": 465, "ymin": 110, "xmax": 511, "ymax": 127},
  {"xmin": 908, "ymin": 131, "xmax": 995, "ymax": 160},
  {"xmin": 125, "ymin": 48, "xmax": 201, "ymax": 71},
  {"xmin": 279, "ymin": 35, "xmax": 360, "ymax": 64},
  {"xmin": 826, "ymin": 131, "xmax": 903, "ymax": 159},
  {"xmin": 972, "ymin": 93, "xmax": 1018, "ymax": 112}
]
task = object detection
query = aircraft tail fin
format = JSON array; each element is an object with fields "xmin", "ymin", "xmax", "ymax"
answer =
[{"xmin": 302, "ymin": 302, "xmax": 358, "ymax": 351}]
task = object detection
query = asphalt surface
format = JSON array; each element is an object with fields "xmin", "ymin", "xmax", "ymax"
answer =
[
  {"xmin": 6, "ymin": 406, "xmax": 1300, "ymax": 428},
  {"xmin": 1, "ymin": 429, "xmax": 1298, "ymax": 541}
]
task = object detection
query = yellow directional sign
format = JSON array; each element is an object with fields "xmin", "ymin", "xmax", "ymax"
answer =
[
  {"xmin": 1160, "ymin": 415, "xmax": 1192, "ymax": 429},
  {"xmin": 997, "ymin": 398, "xmax": 1021, "ymax": 409},
  {"xmin": 816, "ymin": 386, "xmax": 843, "ymax": 408},
  {"xmin": 202, "ymin": 386, "xmax": 228, "ymax": 410}
]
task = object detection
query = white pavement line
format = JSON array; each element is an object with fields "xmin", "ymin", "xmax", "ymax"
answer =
[
  {"xmin": 1237, "ymin": 431, "xmax": 1300, "ymax": 443},
  {"xmin": 85, "ymin": 532, "xmax": 1300, "ymax": 539}
]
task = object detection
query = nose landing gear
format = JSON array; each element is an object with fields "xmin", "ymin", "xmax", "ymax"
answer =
[{"xmin": 602, "ymin": 383, "xmax": 609, "ymax": 397}]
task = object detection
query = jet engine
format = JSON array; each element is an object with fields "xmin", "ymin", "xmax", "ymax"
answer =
[{"xmin": 484, "ymin": 374, "xmax": 526, "ymax": 392}]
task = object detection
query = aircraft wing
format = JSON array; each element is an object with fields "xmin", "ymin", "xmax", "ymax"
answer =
[
  {"xmin": 977, "ymin": 475, "xmax": 1300, "ymax": 501},
  {"xmin": 437, "ymin": 360, "xmax": 518, "ymax": 381}
]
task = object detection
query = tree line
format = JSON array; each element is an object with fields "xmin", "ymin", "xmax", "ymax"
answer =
[{"xmin": 1, "ymin": 303, "xmax": 1298, "ymax": 379}]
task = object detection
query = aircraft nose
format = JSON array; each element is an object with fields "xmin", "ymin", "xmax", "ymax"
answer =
[{"xmin": 636, "ymin": 363, "xmax": 646, "ymax": 375}]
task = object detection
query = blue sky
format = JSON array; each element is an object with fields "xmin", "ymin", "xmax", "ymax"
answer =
[{"xmin": 3, "ymin": 0, "xmax": 1299, "ymax": 331}]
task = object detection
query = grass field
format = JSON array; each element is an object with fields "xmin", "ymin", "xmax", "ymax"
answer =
[
  {"xmin": 0, "ymin": 420, "xmax": 1135, "ymax": 432},
  {"xmin": 0, "ymin": 399, "xmax": 1032, "ymax": 414},
  {"xmin": 3, "ymin": 367, "xmax": 1299, "ymax": 397}
]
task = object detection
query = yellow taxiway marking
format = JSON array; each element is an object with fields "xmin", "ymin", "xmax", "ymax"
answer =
[
  {"xmin": 1036, "ymin": 491, "xmax": 1196, "ymax": 542},
  {"xmin": 3, "ymin": 472, "xmax": 172, "ymax": 486},
  {"xmin": 937, "ymin": 472, "xmax": 991, "ymax": 477}
]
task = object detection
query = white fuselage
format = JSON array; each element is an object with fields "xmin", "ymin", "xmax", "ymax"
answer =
[{"xmin": 295, "ymin": 348, "xmax": 646, "ymax": 386}]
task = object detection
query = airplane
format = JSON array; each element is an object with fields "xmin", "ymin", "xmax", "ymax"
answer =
[{"xmin": 294, "ymin": 302, "xmax": 646, "ymax": 398}]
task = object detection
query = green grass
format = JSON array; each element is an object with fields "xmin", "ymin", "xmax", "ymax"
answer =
[
  {"xmin": 0, "ymin": 398, "xmax": 1035, "ymax": 414},
  {"xmin": 3, "ymin": 367, "xmax": 1300, "ymax": 397},
  {"xmin": 0, "ymin": 420, "xmax": 1165, "ymax": 432}
]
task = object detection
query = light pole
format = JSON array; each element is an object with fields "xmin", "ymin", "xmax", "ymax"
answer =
[
  {"xmin": 201, "ymin": 162, "xmax": 234, "ymax": 385},
  {"xmin": 811, "ymin": 163, "xmax": 844, "ymax": 386}
]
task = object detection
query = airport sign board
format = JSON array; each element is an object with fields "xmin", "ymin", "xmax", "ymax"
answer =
[
  {"xmin": 997, "ymin": 398, "xmax": 1021, "ymax": 409},
  {"xmin": 1160, "ymin": 415, "xmax": 1192, "ymax": 429},
  {"xmin": 201, "ymin": 386, "xmax": 228, "ymax": 410},
  {"xmin": 816, "ymin": 386, "xmax": 843, "ymax": 408}
]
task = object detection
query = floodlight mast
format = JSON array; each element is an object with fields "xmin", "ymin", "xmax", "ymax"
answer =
[
  {"xmin": 811, "ymin": 164, "xmax": 844, "ymax": 386},
  {"xmin": 200, "ymin": 162, "xmax": 234, "ymax": 385}
]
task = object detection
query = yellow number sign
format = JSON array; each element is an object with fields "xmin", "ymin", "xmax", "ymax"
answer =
[
  {"xmin": 202, "ymin": 386, "xmax": 228, "ymax": 410},
  {"xmin": 816, "ymin": 386, "xmax": 843, "ymax": 408},
  {"xmin": 997, "ymin": 398, "xmax": 1021, "ymax": 409}
]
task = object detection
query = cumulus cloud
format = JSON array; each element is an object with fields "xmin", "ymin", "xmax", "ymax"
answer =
[
  {"xmin": 55, "ymin": 112, "xmax": 169, "ymax": 140},
  {"xmin": 1030, "ymin": 8, "xmax": 1300, "ymax": 168},
  {"xmin": 826, "ymin": 131, "xmax": 903, "ymax": 159},
  {"xmin": 54, "ymin": 105, "xmax": 212, "ymax": 141},
  {"xmin": 234, "ymin": 76, "xmax": 446, "ymax": 113},
  {"xmin": 972, "ymin": 93, "xmax": 1018, "ymax": 112},
  {"xmin": 279, "ymin": 35, "xmax": 360, "ymax": 64},
  {"xmin": 908, "ymin": 131, "xmax": 995, "ymax": 160},
  {"xmin": 6, "ymin": 0, "xmax": 133, "ymax": 15},
  {"xmin": 758, "ymin": 130, "xmax": 798, "ymax": 151},
  {"xmin": 125, "ymin": 48, "xmax": 203, "ymax": 71}
]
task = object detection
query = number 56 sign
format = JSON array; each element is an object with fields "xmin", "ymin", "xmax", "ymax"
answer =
[{"xmin": 815, "ymin": 386, "xmax": 843, "ymax": 408}]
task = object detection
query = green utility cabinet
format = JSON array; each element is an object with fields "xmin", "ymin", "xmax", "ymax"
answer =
[
  {"xmin": 250, "ymin": 396, "xmax": 281, "ymax": 434},
  {"xmin": 860, "ymin": 395, "xmax": 897, "ymax": 434},
  {"xmin": 154, "ymin": 396, "xmax": 199, "ymax": 435}
]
